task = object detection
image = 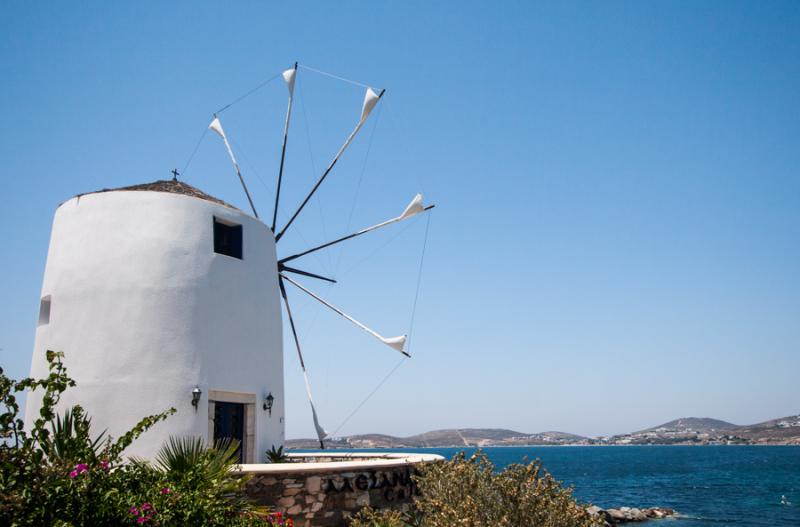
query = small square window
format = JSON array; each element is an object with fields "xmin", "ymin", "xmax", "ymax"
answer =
[
  {"xmin": 214, "ymin": 218, "xmax": 242, "ymax": 259},
  {"xmin": 38, "ymin": 296, "xmax": 51, "ymax": 326}
]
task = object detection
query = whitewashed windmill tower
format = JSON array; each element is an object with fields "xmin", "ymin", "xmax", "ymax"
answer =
[{"xmin": 25, "ymin": 64, "xmax": 433, "ymax": 461}]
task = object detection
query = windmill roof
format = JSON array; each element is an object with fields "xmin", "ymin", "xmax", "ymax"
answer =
[{"xmin": 76, "ymin": 179, "xmax": 241, "ymax": 211}]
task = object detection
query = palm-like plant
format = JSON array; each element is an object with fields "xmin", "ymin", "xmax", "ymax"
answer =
[
  {"xmin": 265, "ymin": 445, "xmax": 289, "ymax": 463},
  {"xmin": 152, "ymin": 436, "xmax": 265, "ymax": 519},
  {"xmin": 41, "ymin": 405, "xmax": 107, "ymax": 464}
]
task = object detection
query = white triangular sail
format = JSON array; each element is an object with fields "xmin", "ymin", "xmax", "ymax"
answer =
[
  {"xmin": 208, "ymin": 116, "xmax": 259, "ymax": 218},
  {"xmin": 282, "ymin": 67, "xmax": 297, "ymax": 96},
  {"xmin": 282, "ymin": 274, "xmax": 410, "ymax": 357},
  {"xmin": 303, "ymin": 371, "xmax": 328, "ymax": 443},
  {"xmin": 279, "ymin": 193, "xmax": 432, "ymax": 264},
  {"xmin": 399, "ymin": 193, "xmax": 424, "ymax": 220},
  {"xmin": 380, "ymin": 335, "xmax": 407, "ymax": 352},
  {"xmin": 360, "ymin": 87, "xmax": 380, "ymax": 123},
  {"xmin": 208, "ymin": 117, "xmax": 227, "ymax": 142},
  {"xmin": 208, "ymin": 117, "xmax": 239, "ymax": 167}
]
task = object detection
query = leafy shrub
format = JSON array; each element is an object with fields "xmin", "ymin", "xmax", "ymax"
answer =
[
  {"xmin": 349, "ymin": 507, "xmax": 409, "ymax": 527},
  {"xmin": 265, "ymin": 445, "xmax": 289, "ymax": 463},
  {"xmin": 0, "ymin": 350, "xmax": 274, "ymax": 526},
  {"xmin": 350, "ymin": 451, "xmax": 602, "ymax": 527}
]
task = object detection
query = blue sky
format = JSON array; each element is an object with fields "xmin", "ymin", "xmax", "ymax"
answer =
[{"xmin": 1, "ymin": 1, "xmax": 798, "ymax": 439}]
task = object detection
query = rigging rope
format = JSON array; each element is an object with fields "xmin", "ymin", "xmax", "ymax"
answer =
[
  {"xmin": 333, "ymin": 103, "xmax": 382, "ymax": 278},
  {"xmin": 298, "ymin": 76, "xmax": 334, "ymax": 275},
  {"xmin": 338, "ymin": 219, "xmax": 418, "ymax": 280},
  {"xmin": 405, "ymin": 213, "xmax": 431, "ymax": 355},
  {"xmin": 182, "ymin": 69, "xmax": 281, "ymax": 179},
  {"xmin": 232, "ymin": 136, "xmax": 331, "ymax": 275},
  {"xmin": 180, "ymin": 128, "xmax": 208, "ymax": 178},
  {"xmin": 329, "ymin": 211, "xmax": 433, "ymax": 438},
  {"xmin": 298, "ymin": 64, "xmax": 373, "ymax": 89},
  {"xmin": 330, "ymin": 356, "xmax": 406, "ymax": 438},
  {"xmin": 214, "ymin": 72, "xmax": 282, "ymax": 115}
]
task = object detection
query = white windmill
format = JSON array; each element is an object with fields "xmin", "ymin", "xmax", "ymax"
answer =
[
  {"xmin": 207, "ymin": 64, "xmax": 435, "ymax": 449},
  {"xmin": 24, "ymin": 63, "xmax": 434, "ymax": 459}
]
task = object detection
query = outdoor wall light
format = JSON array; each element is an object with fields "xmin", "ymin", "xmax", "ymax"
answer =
[
  {"xmin": 263, "ymin": 392, "xmax": 274, "ymax": 416},
  {"xmin": 191, "ymin": 386, "xmax": 202, "ymax": 411}
]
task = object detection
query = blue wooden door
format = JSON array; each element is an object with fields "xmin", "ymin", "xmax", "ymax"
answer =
[{"xmin": 213, "ymin": 401, "xmax": 244, "ymax": 463}]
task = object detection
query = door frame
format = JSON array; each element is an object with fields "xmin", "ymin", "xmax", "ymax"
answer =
[{"xmin": 208, "ymin": 390, "xmax": 256, "ymax": 463}]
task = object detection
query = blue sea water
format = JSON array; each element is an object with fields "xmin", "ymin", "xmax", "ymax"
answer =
[{"xmin": 350, "ymin": 446, "xmax": 800, "ymax": 526}]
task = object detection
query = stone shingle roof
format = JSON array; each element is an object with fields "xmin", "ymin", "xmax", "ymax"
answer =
[{"xmin": 77, "ymin": 179, "xmax": 240, "ymax": 211}]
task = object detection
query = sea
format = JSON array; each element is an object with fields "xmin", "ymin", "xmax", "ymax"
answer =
[{"xmin": 345, "ymin": 445, "xmax": 800, "ymax": 526}]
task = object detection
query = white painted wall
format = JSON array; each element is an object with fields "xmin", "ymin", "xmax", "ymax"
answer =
[{"xmin": 25, "ymin": 190, "xmax": 284, "ymax": 460}]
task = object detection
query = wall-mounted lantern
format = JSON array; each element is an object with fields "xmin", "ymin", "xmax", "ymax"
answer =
[
  {"xmin": 263, "ymin": 392, "xmax": 274, "ymax": 416},
  {"xmin": 191, "ymin": 386, "xmax": 202, "ymax": 411}
]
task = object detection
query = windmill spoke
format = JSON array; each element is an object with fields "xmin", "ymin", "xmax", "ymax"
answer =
[
  {"xmin": 275, "ymin": 88, "xmax": 385, "ymax": 242},
  {"xmin": 280, "ymin": 273, "xmax": 410, "ymax": 357},
  {"xmin": 279, "ymin": 264, "xmax": 337, "ymax": 283},
  {"xmin": 279, "ymin": 198, "xmax": 434, "ymax": 265},
  {"xmin": 272, "ymin": 63, "xmax": 298, "ymax": 232},
  {"xmin": 279, "ymin": 277, "xmax": 327, "ymax": 448},
  {"xmin": 279, "ymin": 277, "xmax": 307, "ymax": 370},
  {"xmin": 208, "ymin": 116, "xmax": 259, "ymax": 218}
]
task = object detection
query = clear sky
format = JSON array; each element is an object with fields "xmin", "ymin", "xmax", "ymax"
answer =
[{"xmin": 1, "ymin": 1, "xmax": 798, "ymax": 439}]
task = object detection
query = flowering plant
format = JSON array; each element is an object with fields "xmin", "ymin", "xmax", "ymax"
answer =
[
  {"xmin": 0, "ymin": 351, "xmax": 273, "ymax": 526},
  {"xmin": 265, "ymin": 511, "xmax": 295, "ymax": 526}
]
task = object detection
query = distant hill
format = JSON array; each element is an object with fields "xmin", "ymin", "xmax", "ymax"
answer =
[
  {"xmin": 286, "ymin": 413, "xmax": 800, "ymax": 448},
  {"xmin": 406, "ymin": 428, "xmax": 527, "ymax": 447},
  {"xmin": 733, "ymin": 415, "xmax": 800, "ymax": 442},
  {"xmin": 286, "ymin": 428, "xmax": 589, "ymax": 449},
  {"xmin": 641, "ymin": 417, "xmax": 738, "ymax": 434}
]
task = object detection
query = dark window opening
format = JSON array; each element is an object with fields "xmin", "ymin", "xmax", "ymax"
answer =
[
  {"xmin": 38, "ymin": 296, "xmax": 51, "ymax": 326},
  {"xmin": 213, "ymin": 218, "xmax": 242, "ymax": 259}
]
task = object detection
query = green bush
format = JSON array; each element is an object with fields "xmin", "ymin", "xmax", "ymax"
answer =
[
  {"xmin": 350, "ymin": 451, "xmax": 602, "ymax": 527},
  {"xmin": 265, "ymin": 445, "xmax": 289, "ymax": 463},
  {"xmin": 0, "ymin": 351, "xmax": 285, "ymax": 527}
]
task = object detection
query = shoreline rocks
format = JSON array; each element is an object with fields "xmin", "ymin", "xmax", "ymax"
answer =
[{"xmin": 586, "ymin": 505, "xmax": 675, "ymax": 524}]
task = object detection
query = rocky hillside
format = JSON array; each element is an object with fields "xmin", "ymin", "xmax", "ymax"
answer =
[
  {"xmin": 640, "ymin": 417, "xmax": 738, "ymax": 434},
  {"xmin": 286, "ymin": 413, "xmax": 800, "ymax": 448},
  {"xmin": 733, "ymin": 414, "xmax": 800, "ymax": 441},
  {"xmin": 286, "ymin": 428, "xmax": 588, "ymax": 449}
]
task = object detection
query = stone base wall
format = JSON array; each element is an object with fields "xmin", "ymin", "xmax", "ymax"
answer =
[{"xmin": 240, "ymin": 455, "xmax": 437, "ymax": 527}]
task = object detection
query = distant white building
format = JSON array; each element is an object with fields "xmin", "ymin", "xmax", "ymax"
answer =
[{"xmin": 25, "ymin": 181, "xmax": 284, "ymax": 462}]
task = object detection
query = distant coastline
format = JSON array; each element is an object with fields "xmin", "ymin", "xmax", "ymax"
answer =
[{"xmin": 287, "ymin": 414, "xmax": 800, "ymax": 449}]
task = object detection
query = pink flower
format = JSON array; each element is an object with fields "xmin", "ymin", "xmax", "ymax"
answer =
[
  {"xmin": 160, "ymin": 487, "xmax": 171, "ymax": 495},
  {"xmin": 70, "ymin": 463, "xmax": 89, "ymax": 479},
  {"xmin": 129, "ymin": 506, "xmax": 139, "ymax": 516},
  {"xmin": 141, "ymin": 503, "xmax": 152, "ymax": 511},
  {"xmin": 100, "ymin": 460, "xmax": 110, "ymax": 470},
  {"xmin": 136, "ymin": 517, "xmax": 148, "ymax": 524}
]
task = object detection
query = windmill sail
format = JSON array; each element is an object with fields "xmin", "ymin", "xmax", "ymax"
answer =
[
  {"xmin": 208, "ymin": 116, "xmax": 259, "ymax": 218},
  {"xmin": 272, "ymin": 63, "xmax": 298, "ymax": 232},
  {"xmin": 360, "ymin": 88, "xmax": 380, "ymax": 123},
  {"xmin": 279, "ymin": 194, "xmax": 434, "ymax": 264},
  {"xmin": 279, "ymin": 277, "xmax": 328, "ymax": 448},
  {"xmin": 281, "ymin": 274, "xmax": 409, "ymax": 357},
  {"xmin": 303, "ymin": 372, "xmax": 328, "ymax": 444},
  {"xmin": 275, "ymin": 86, "xmax": 385, "ymax": 241}
]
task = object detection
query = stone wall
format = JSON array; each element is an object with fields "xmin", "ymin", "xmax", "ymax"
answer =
[{"xmin": 239, "ymin": 453, "xmax": 440, "ymax": 527}]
